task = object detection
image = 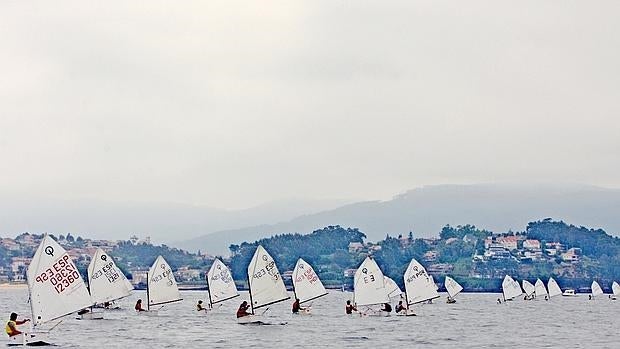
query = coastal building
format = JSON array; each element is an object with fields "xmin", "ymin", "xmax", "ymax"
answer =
[
  {"xmin": 348, "ymin": 242, "xmax": 364, "ymax": 253},
  {"xmin": 427, "ymin": 263, "xmax": 454, "ymax": 274},
  {"xmin": 523, "ymin": 239, "xmax": 541, "ymax": 250},
  {"xmin": 423, "ymin": 250, "xmax": 438, "ymax": 262}
]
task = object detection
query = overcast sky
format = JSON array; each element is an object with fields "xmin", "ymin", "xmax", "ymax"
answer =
[{"xmin": 1, "ymin": 1, "xmax": 619, "ymax": 209}]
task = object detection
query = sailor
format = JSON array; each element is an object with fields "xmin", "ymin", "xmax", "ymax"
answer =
[
  {"xmin": 197, "ymin": 300, "xmax": 206, "ymax": 312},
  {"xmin": 395, "ymin": 300, "xmax": 407, "ymax": 313},
  {"xmin": 291, "ymin": 298, "xmax": 305, "ymax": 314},
  {"xmin": 446, "ymin": 296, "xmax": 456, "ymax": 304},
  {"xmin": 135, "ymin": 299, "xmax": 146, "ymax": 312},
  {"xmin": 345, "ymin": 300, "xmax": 357, "ymax": 314},
  {"xmin": 497, "ymin": 298, "xmax": 502, "ymax": 304},
  {"xmin": 381, "ymin": 303, "xmax": 392, "ymax": 313},
  {"xmin": 5, "ymin": 313, "xmax": 29, "ymax": 337},
  {"xmin": 236, "ymin": 301, "xmax": 251, "ymax": 318}
]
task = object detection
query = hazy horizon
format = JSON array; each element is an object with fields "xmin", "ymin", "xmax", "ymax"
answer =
[{"xmin": 2, "ymin": 1, "xmax": 619, "ymax": 210}]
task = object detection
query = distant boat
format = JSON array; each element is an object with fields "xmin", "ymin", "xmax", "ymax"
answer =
[
  {"xmin": 292, "ymin": 258, "xmax": 328, "ymax": 314},
  {"xmin": 612, "ymin": 281, "xmax": 620, "ymax": 300},
  {"xmin": 534, "ymin": 279, "xmax": 548, "ymax": 299},
  {"xmin": 403, "ymin": 258, "xmax": 439, "ymax": 313},
  {"xmin": 590, "ymin": 281, "xmax": 604, "ymax": 299},
  {"xmin": 81, "ymin": 248, "xmax": 134, "ymax": 320},
  {"xmin": 206, "ymin": 258, "xmax": 239, "ymax": 309},
  {"xmin": 562, "ymin": 289, "xmax": 577, "ymax": 297},
  {"xmin": 354, "ymin": 257, "xmax": 390, "ymax": 316},
  {"xmin": 383, "ymin": 276, "xmax": 402, "ymax": 300},
  {"xmin": 239, "ymin": 245, "xmax": 289, "ymax": 324},
  {"xmin": 547, "ymin": 277, "xmax": 563, "ymax": 298},
  {"xmin": 11, "ymin": 235, "xmax": 93, "ymax": 346},
  {"xmin": 444, "ymin": 275, "xmax": 463, "ymax": 303},
  {"xmin": 144, "ymin": 255, "xmax": 183, "ymax": 314},
  {"xmin": 522, "ymin": 280, "xmax": 535, "ymax": 299},
  {"xmin": 501, "ymin": 275, "xmax": 522, "ymax": 301}
]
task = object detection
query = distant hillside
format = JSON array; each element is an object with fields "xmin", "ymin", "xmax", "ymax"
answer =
[
  {"xmin": 176, "ymin": 183, "xmax": 620, "ymax": 254},
  {"xmin": 0, "ymin": 196, "xmax": 349, "ymax": 244}
]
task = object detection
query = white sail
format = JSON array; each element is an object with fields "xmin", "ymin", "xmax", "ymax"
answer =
[
  {"xmin": 384, "ymin": 276, "xmax": 402, "ymax": 299},
  {"xmin": 292, "ymin": 258, "xmax": 327, "ymax": 304},
  {"xmin": 522, "ymin": 280, "xmax": 536, "ymax": 297},
  {"xmin": 444, "ymin": 276, "xmax": 463, "ymax": 299},
  {"xmin": 591, "ymin": 281, "xmax": 604, "ymax": 297},
  {"xmin": 502, "ymin": 275, "xmax": 522, "ymax": 300},
  {"xmin": 206, "ymin": 258, "xmax": 239, "ymax": 305},
  {"xmin": 247, "ymin": 245, "xmax": 289, "ymax": 311},
  {"xmin": 87, "ymin": 248, "xmax": 133, "ymax": 305},
  {"xmin": 547, "ymin": 277, "xmax": 562, "ymax": 298},
  {"xmin": 27, "ymin": 235, "xmax": 93, "ymax": 325},
  {"xmin": 147, "ymin": 255, "xmax": 182, "ymax": 309},
  {"xmin": 534, "ymin": 279, "xmax": 547, "ymax": 298},
  {"xmin": 353, "ymin": 257, "xmax": 389, "ymax": 306},
  {"xmin": 403, "ymin": 258, "xmax": 439, "ymax": 305},
  {"xmin": 612, "ymin": 281, "xmax": 620, "ymax": 296}
]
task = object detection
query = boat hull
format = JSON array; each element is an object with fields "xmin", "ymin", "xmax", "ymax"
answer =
[
  {"xmin": 7, "ymin": 332, "xmax": 51, "ymax": 346},
  {"xmin": 77, "ymin": 311, "xmax": 104, "ymax": 320}
]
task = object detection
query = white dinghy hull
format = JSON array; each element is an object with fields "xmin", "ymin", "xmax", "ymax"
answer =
[{"xmin": 7, "ymin": 332, "xmax": 51, "ymax": 347}]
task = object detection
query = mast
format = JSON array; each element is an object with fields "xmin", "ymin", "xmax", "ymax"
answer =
[
  {"xmin": 206, "ymin": 276, "xmax": 213, "ymax": 308},
  {"xmin": 146, "ymin": 269, "xmax": 150, "ymax": 311},
  {"xmin": 247, "ymin": 275, "xmax": 254, "ymax": 315}
]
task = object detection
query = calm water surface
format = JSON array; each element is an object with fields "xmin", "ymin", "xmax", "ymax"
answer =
[{"xmin": 1, "ymin": 288, "xmax": 617, "ymax": 348}]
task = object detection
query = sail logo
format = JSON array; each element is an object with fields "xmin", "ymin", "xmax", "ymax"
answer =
[{"xmin": 34, "ymin": 253, "xmax": 81, "ymax": 294}]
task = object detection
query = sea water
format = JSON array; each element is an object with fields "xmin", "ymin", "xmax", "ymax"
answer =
[{"xmin": 1, "ymin": 288, "xmax": 617, "ymax": 348}]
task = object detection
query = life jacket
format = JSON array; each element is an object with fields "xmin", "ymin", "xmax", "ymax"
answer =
[{"xmin": 5, "ymin": 321, "xmax": 17, "ymax": 336}]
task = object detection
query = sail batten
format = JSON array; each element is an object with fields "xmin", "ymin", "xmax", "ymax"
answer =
[
  {"xmin": 147, "ymin": 256, "xmax": 182, "ymax": 310},
  {"xmin": 27, "ymin": 235, "xmax": 93, "ymax": 326},
  {"xmin": 404, "ymin": 258, "xmax": 439, "ymax": 305},
  {"xmin": 292, "ymin": 258, "xmax": 327, "ymax": 304},
  {"xmin": 207, "ymin": 258, "xmax": 239, "ymax": 306},
  {"xmin": 247, "ymin": 245, "xmax": 289, "ymax": 311},
  {"xmin": 354, "ymin": 257, "xmax": 390, "ymax": 306}
]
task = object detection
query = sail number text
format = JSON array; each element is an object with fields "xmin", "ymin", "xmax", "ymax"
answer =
[
  {"xmin": 91, "ymin": 261, "xmax": 122, "ymax": 283},
  {"xmin": 253, "ymin": 260, "xmax": 279, "ymax": 280},
  {"xmin": 34, "ymin": 254, "xmax": 81, "ymax": 294}
]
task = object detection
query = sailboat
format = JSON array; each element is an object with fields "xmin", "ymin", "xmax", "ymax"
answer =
[
  {"xmin": 501, "ymin": 275, "xmax": 522, "ymax": 301},
  {"xmin": 143, "ymin": 255, "xmax": 182, "ymax": 314},
  {"xmin": 534, "ymin": 279, "xmax": 548, "ymax": 299},
  {"xmin": 206, "ymin": 258, "xmax": 239, "ymax": 310},
  {"xmin": 444, "ymin": 275, "xmax": 463, "ymax": 303},
  {"xmin": 547, "ymin": 277, "xmax": 563, "ymax": 298},
  {"xmin": 402, "ymin": 258, "xmax": 439, "ymax": 314},
  {"xmin": 239, "ymin": 245, "xmax": 289, "ymax": 324},
  {"xmin": 590, "ymin": 281, "xmax": 604, "ymax": 299},
  {"xmin": 353, "ymin": 257, "xmax": 390, "ymax": 316},
  {"xmin": 611, "ymin": 281, "xmax": 619, "ymax": 300},
  {"xmin": 384, "ymin": 276, "xmax": 402, "ymax": 300},
  {"xmin": 292, "ymin": 258, "xmax": 327, "ymax": 314},
  {"xmin": 80, "ymin": 248, "xmax": 134, "ymax": 320},
  {"xmin": 10, "ymin": 235, "xmax": 93, "ymax": 346},
  {"xmin": 522, "ymin": 280, "xmax": 535, "ymax": 300}
]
